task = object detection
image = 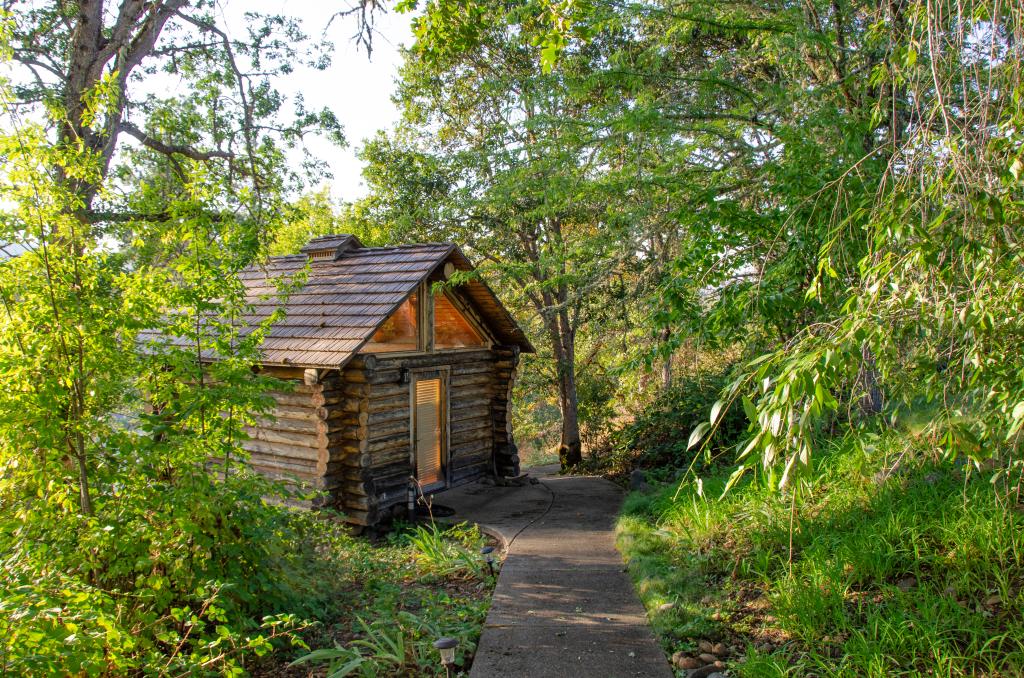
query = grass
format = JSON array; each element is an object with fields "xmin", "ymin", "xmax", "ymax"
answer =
[
  {"xmin": 257, "ymin": 520, "xmax": 495, "ymax": 677},
  {"xmin": 616, "ymin": 431, "xmax": 1024, "ymax": 677},
  {"xmin": 518, "ymin": 440, "xmax": 561, "ymax": 468}
]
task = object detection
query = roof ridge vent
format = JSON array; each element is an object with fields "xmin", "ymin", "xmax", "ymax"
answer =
[{"xmin": 300, "ymin": 234, "xmax": 363, "ymax": 261}]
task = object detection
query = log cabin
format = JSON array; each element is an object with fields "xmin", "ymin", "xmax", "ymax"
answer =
[{"xmin": 222, "ymin": 234, "xmax": 532, "ymax": 526}]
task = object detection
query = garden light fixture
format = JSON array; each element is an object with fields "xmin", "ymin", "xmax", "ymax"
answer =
[
  {"xmin": 433, "ymin": 636, "xmax": 459, "ymax": 676},
  {"xmin": 481, "ymin": 545, "xmax": 495, "ymax": 576}
]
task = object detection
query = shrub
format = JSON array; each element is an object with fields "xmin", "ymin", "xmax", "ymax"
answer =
[
  {"xmin": 603, "ymin": 366, "xmax": 748, "ymax": 478},
  {"xmin": 292, "ymin": 522, "xmax": 494, "ymax": 677},
  {"xmin": 0, "ymin": 466, "xmax": 351, "ymax": 675},
  {"xmin": 400, "ymin": 521, "xmax": 487, "ymax": 578}
]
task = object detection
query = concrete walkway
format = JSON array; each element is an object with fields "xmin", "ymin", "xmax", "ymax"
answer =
[{"xmin": 436, "ymin": 468, "xmax": 673, "ymax": 678}]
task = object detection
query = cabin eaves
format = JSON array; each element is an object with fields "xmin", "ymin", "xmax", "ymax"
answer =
[{"xmin": 141, "ymin": 238, "xmax": 533, "ymax": 368}]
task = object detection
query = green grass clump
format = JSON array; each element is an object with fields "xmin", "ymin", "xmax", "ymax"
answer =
[
  {"xmin": 616, "ymin": 432, "xmax": 1024, "ymax": 676},
  {"xmin": 287, "ymin": 521, "xmax": 494, "ymax": 677}
]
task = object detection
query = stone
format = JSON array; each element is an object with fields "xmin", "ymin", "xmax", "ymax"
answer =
[
  {"xmin": 629, "ymin": 469, "xmax": 649, "ymax": 492},
  {"xmin": 697, "ymin": 640, "xmax": 715, "ymax": 653},
  {"xmin": 698, "ymin": 652, "xmax": 719, "ymax": 664},
  {"xmin": 896, "ymin": 576, "xmax": 917, "ymax": 592},
  {"xmin": 687, "ymin": 665, "xmax": 723, "ymax": 678},
  {"xmin": 711, "ymin": 642, "xmax": 726, "ymax": 655},
  {"xmin": 672, "ymin": 652, "xmax": 702, "ymax": 670}
]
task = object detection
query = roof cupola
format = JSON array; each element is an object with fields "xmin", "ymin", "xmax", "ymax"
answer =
[{"xmin": 300, "ymin": 234, "xmax": 363, "ymax": 261}]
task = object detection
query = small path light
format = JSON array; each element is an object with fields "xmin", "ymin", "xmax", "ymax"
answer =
[
  {"xmin": 481, "ymin": 545, "xmax": 495, "ymax": 577},
  {"xmin": 433, "ymin": 636, "xmax": 459, "ymax": 677}
]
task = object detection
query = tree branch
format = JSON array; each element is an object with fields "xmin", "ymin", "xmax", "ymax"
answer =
[
  {"xmin": 119, "ymin": 121, "xmax": 235, "ymax": 161},
  {"xmin": 11, "ymin": 49, "xmax": 66, "ymax": 80},
  {"xmin": 84, "ymin": 209, "xmax": 230, "ymax": 224}
]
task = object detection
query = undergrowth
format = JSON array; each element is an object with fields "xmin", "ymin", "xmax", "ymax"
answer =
[
  {"xmin": 283, "ymin": 521, "xmax": 494, "ymax": 678},
  {"xmin": 617, "ymin": 431, "xmax": 1024, "ymax": 677},
  {"xmin": 599, "ymin": 366, "xmax": 747, "ymax": 481}
]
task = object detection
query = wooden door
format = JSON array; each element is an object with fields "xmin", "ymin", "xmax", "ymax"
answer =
[{"xmin": 413, "ymin": 376, "xmax": 446, "ymax": 491}]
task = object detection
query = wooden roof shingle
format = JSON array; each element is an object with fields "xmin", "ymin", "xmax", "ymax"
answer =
[{"xmin": 140, "ymin": 237, "xmax": 534, "ymax": 368}]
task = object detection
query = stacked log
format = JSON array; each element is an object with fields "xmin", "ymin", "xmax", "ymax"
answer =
[
  {"xmin": 240, "ymin": 344, "xmax": 521, "ymax": 526},
  {"xmin": 491, "ymin": 345, "xmax": 521, "ymax": 477}
]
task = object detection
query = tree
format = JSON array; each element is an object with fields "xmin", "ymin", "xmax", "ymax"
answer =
[
  {"xmin": 354, "ymin": 2, "xmax": 656, "ymax": 469},
  {"xmin": 0, "ymin": 3, "xmax": 383, "ymax": 671},
  {"xmin": 271, "ymin": 187, "xmax": 355, "ymax": 255},
  {"xmin": 395, "ymin": 0, "xmax": 1024, "ymax": 485},
  {"xmin": 1, "ymin": 0, "xmax": 354, "ymax": 513},
  {"xmin": 544, "ymin": 0, "xmax": 1024, "ymax": 483}
]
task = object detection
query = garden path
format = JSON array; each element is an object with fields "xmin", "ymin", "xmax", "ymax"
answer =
[{"xmin": 438, "ymin": 466, "xmax": 673, "ymax": 678}]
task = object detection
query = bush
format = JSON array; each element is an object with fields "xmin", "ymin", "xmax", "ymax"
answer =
[
  {"xmin": 399, "ymin": 521, "xmax": 488, "ymax": 579},
  {"xmin": 602, "ymin": 367, "xmax": 748, "ymax": 478},
  {"xmin": 0, "ymin": 466, "xmax": 351, "ymax": 675},
  {"xmin": 292, "ymin": 521, "xmax": 494, "ymax": 677}
]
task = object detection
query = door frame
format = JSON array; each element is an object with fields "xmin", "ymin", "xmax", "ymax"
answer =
[{"xmin": 408, "ymin": 366, "xmax": 451, "ymax": 494}]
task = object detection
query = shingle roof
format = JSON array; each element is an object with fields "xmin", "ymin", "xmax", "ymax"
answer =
[
  {"xmin": 140, "ymin": 238, "xmax": 534, "ymax": 368},
  {"xmin": 300, "ymin": 234, "xmax": 362, "ymax": 257}
]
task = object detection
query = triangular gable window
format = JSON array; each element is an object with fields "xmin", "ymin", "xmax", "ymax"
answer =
[
  {"xmin": 434, "ymin": 293, "xmax": 485, "ymax": 349},
  {"xmin": 364, "ymin": 292, "xmax": 419, "ymax": 352}
]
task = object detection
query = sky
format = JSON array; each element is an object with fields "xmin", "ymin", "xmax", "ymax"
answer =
[{"xmin": 220, "ymin": 1, "xmax": 415, "ymax": 202}]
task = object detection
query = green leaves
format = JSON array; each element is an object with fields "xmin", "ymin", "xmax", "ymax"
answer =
[
  {"xmin": 709, "ymin": 399, "xmax": 726, "ymax": 427},
  {"xmin": 687, "ymin": 421, "xmax": 711, "ymax": 451},
  {"xmin": 0, "ymin": 4, "xmax": 363, "ymax": 672}
]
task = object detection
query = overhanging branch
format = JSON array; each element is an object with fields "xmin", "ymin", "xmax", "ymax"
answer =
[
  {"xmin": 119, "ymin": 121, "xmax": 235, "ymax": 162},
  {"xmin": 84, "ymin": 209, "xmax": 230, "ymax": 224}
]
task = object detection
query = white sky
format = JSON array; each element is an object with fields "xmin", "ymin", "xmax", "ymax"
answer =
[{"xmin": 220, "ymin": 1, "xmax": 415, "ymax": 202}]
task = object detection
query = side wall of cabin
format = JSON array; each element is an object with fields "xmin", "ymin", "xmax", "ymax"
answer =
[
  {"xmin": 491, "ymin": 345, "xmax": 521, "ymax": 478},
  {"xmin": 346, "ymin": 347, "xmax": 520, "ymax": 525},
  {"xmin": 241, "ymin": 347, "xmax": 520, "ymax": 526},
  {"xmin": 241, "ymin": 364, "xmax": 368, "ymax": 518}
]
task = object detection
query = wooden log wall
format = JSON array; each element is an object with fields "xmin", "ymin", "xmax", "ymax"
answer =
[
  {"xmin": 491, "ymin": 345, "xmax": 521, "ymax": 477},
  {"xmin": 241, "ymin": 364, "xmax": 370, "ymax": 520},
  {"xmin": 240, "ymin": 346, "xmax": 522, "ymax": 527},
  {"xmin": 349, "ymin": 349, "xmax": 499, "ymax": 521}
]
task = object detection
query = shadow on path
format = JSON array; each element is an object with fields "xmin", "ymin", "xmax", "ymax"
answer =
[{"xmin": 438, "ymin": 469, "xmax": 673, "ymax": 678}]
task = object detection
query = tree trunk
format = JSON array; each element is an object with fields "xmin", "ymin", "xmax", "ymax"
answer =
[
  {"xmin": 660, "ymin": 327, "xmax": 672, "ymax": 390},
  {"xmin": 76, "ymin": 453, "xmax": 93, "ymax": 515},
  {"xmin": 549, "ymin": 309, "xmax": 582, "ymax": 470},
  {"xmin": 857, "ymin": 343, "xmax": 884, "ymax": 415}
]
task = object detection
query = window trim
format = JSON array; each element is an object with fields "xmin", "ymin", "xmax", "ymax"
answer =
[
  {"xmin": 408, "ymin": 366, "xmax": 451, "ymax": 494},
  {"xmin": 417, "ymin": 280, "xmax": 434, "ymax": 353},
  {"xmin": 433, "ymin": 288, "xmax": 495, "ymax": 350}
]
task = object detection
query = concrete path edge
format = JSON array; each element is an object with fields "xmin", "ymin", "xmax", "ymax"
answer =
[{"xmin": 437, "ymin": 468, "xmax": 673, "ymax": 678}]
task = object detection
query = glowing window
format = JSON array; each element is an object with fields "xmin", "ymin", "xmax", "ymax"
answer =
[
  {"xmin": 365, "ymin": 293, "xmax": 418, "ymax": 352},
  {"xmin": 434, "ymin": 294, "xmax": 485, "ymax": 349}
]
